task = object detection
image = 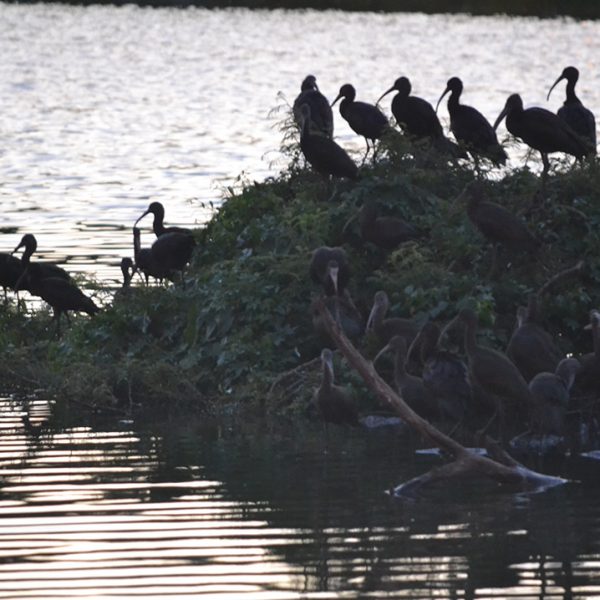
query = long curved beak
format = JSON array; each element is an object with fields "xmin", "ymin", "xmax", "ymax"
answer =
[
  {"xmin": 327, "ymin": 264, "xmax": 339, "ymax": 296},
  {"xmin": 435, "ymin": 86, "xmax": 450, "ymax": 113},
  {"xmin": 376, "ymin": 86, "xmax": 395, "ymax": 106},
  {"xmin": 365, "ymin": 302, "xmax": 378, "ymax": 331},
  {"xmin": 405, "ymin": 329, "xmax": 424, "ymax": 365},
  {"xmin": 11, "ymin": 242, "xmax": 24, "ymax": 255},
  {"xmin": 438, "ymin": 315, "xmax": 460, "ymax": 347},
  {"xmin": 547, "ymin": 74, "xmax": 565, "ymax": 101},
  {"xmin": 134, "ymin": 209, "xmax": 151, "ymax": 228},
  {"xmin": 330, "ymin": 93, "xmax": 343, "ymax": 108},
  {"xmin": 373, "ymin": 341, "xmax": 393, "ymax": 365},
  {"xmin": 493, "ymin": 105, "xmax": 509, "ymax": 131}
]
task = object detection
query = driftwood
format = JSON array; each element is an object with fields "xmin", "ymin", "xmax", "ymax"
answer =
[{"xmin": 315, "ymin": 298, "xmax": 568, "ymax": 497}]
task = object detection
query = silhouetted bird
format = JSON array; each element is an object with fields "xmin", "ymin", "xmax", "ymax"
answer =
[
  {"xmin": 410, "ymin": 321, "xmax": 471, "ymax": 424},
  {"xmin": 374, "ymin": 335, "xmax": 439, "ymax": 420},
  {"xmin": 315, "ymin": 348, "xmax": 359, "ymax": 427},
  {"xmin": 506, "ymin": 295, "xmax": 561, "ymax": 382},
  {"xmin": 547, "ymin": 66, "xmax": 596, "ymax": 154},
  {"xmin": 12, "ymin": 234, "xmax": 70, "ymax": 281},
  {"xmin": 309, "ymin": 246, "xmax": 350, "ymax": 297},
  {"xmin": 113, "ymin": 257, "xmax": 134, "ymax": 302},
  {"xmin": 0, "ymin": 251, "xmax": 23, "ymax": 301},
  {"xmin": 378, "ymin": 76, "xmax": 466, "ymax": 158},
  {"xmin": 331, "ymin": 83, "xmax": 389, "ymax": 159},
  {"xmin": 359, "ymin": 200, "xmax": 418, "ymax": 250},
  {"xmin": 494, "ymin": 93, "xmax": 589, "ymax": 176},
  {"xmin": 442, "ymin": 308, "xmax": 531, "ymax": 431},
  {"xmin": 135, "ymin": 201, "xmax": 192, "ymax": 237},
  {"xmin": 437, "ymin": 77, "xmax": 507, "ymax": 165},
  {"xmin": 366, "ymin": 290, "xmax": 419, "ymax": 348},
  {"xmin": 16, "ymin": 263, "xmax": 99, "ymax": 335},
  {"xmin": 529, "ymin": 358, "xmax": 580, "ymax": 436},
  {"xmin": 293, "ymin": 75, "xmax": 334, "ymax": 139},
  {"xmin": 298, "ymin": 104, "xmax": 358, "ymax": 180},
  {"xmin": 133, "ymin": 227, "xmax": 175, "ymax": 284}
]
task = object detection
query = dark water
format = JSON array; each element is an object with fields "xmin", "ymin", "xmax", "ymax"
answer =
[{"xmin": 2, "ymin": 395, "xmax": 600, "ymax": 598}]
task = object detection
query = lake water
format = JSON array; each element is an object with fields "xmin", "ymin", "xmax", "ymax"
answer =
[
  {"xmin": 3, "ymin": 394, "xmax": 600, "ymax": 599},
  {"xmin": 3, "ymin": 5, "xmax": 600, "ymax": 598},
  {"xmin": 1, "ymin": 4, "xmax": 600, "ymax": 284}
]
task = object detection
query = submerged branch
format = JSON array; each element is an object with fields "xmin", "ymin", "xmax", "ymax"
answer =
[{"xmin": 315, "ymin": 298, "xmax": 568, "ymax": 497}]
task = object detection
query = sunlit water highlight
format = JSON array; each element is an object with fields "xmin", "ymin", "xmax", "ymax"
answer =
[
  {"xmin": 1, "ymin": 4, "xmax": 600, "ymax": 286},
  {"xmin": 2, "ymin": 396, "xmax": 600, "ymax": 598}
]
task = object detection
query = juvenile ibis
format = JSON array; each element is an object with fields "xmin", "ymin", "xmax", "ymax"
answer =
[
  {"xmin": 547, "ymin": 66, "xmax": 596, "ymax": 154},
  {"xmin": 12, "ymin": 234, "xmax": 70, "ymax": 281},
  {"xmin": 436, "ymin": 77, "xmax": 507, "ymax": 165},
  {"xmin": 366, "ymin": 290, "xmax": 419, "ymax": 347},
  {"xmin": 378, "ymin": 76, "xmax": 466, "ymax": 158},
  {"xmin": 506, "ymin": 295, "xmax": 561, "ymax": 382},
  {"xmin": 298, "ymin": 104, "xmax": 358, "ymax": 180},
  {"xmin": 331, "ymin": 83, "xmax": 389, "ymax": 159},
  {"xmin": 374, "ymin": 335, "xmax": 439, "ymax": 420},
  {"xmin": 494, "ymin": 93, "xmax": 590, "ymax": 176},
  {"xmin": 134, "ymin": 201, "xmax": 192, "ymax": 237},
  {"xmin": 16, "ymin": 263, "xmax": 99, "ymax": 335},
  {"xmin": 359, "ymin": 200, "xmax": 418, "ymax": 250},
  {"xmin": 441, "ymin": 308, "xmax": 531, "ymax": 431},
  {"xmin": 315, "ymin": 348, "xmax": 359, "ymax": 427},
  {"xmin": 528, "ymin": 357, "xmax": 580, "ymax": 436},
  {"xmin": 293, "ymin": 75, "xmax": 334, "ymax": 139},
  {"xmin": 309, "ymin": 246, "xmax": 350, "ymax": 297}
]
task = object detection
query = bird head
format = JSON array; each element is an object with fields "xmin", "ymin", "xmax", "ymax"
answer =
[
  {"xmin": 366, "ymin": 290, "xmax": 389, "ymax": 331},
  {"xmin": 493, "ymin": 93, "xmax": 523, "ymax": 130},
  {"xmin": 331, "ymin": 83, "xmax": 356, "ymax": 107},
  {"xmin": 12, "ymin": 233, "xmax": 37, "ymax": 255},
  {"xmin": 377, "ymin": 76, "xmax": 411, "ymax": 105},
  {"xmin": 547, "ymin": 66, "xmax": 579, "ymax": 101},
  {"xmin": 435, "ymin": 76, "xmax": 462, "ymax": 112}
]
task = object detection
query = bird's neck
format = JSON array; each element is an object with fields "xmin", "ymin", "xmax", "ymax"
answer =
[
  {"xmin": 565, "ymin": 80, "xmax": 580, "ymax": 104},
  {"xmin": 447, "ymin": 90, "xmax": 460, "ymax": 112},
  {"xmin": 153, "ymin": 216, "xmax": 165, "ymax": 236},
  {"xmin": 322, "ymin": 363, "xmax": 334, "ymax": 391},
  {"xmin": 21, "ymin": 245, "xmax": 34, "ymax": 265},
  {"xmin": 463, "ymin": 321, "xmax": 478, "ymax": 357}
]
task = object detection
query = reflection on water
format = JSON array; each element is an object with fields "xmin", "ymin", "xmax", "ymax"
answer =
[
  {"xmin": 2, "ymin": 395, "xmax": 600, "ymax": 598},
  {"xmin": 1, "ymin": 4, "xmax": 600, "ymax": 284}
]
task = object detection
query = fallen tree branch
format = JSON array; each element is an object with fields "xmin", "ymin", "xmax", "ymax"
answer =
[{"xmin": 315, "ymin": 298, "xmax": 568, "ymax": 497}]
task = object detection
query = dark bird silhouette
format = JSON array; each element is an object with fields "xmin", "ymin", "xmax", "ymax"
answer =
[
  {"xmin": 331, "ymin": 83, "xmax": 389, "ymax": 159},
  {"xmin": 366, "ymin": 290, "xmax": 419, "ymax": 348},
  {"xmin": 436, "ymin": 77, "xmax": 507, "ymax": 165},
  {"xmin": 576, "ymin": 309, "xmax": 600, "ymax": 395},
  {"xmin": 466, "ymin": 182, "xmax": 537, "ymax": 276},
  {"xmin": 442, "ymin": 308, "xmax": 531, "ymax": 431},
  {"xmin": 315, "ymin": 348, "xmax": 359, "ymax": 427},
  {"xmin": 298, "ymin": 104, "xmax": 358, "ymax": 180},
  {"xmin": 359, "ymin": 200, "xmax": 418, "ymax": 250},
  {"xmin": 409, "ymin": 321, "xmax": 471, "ymax": 424},
  {"xmin": 16, "ymin": 263, "xmax": 99, "ymax": 335},
  {"xmin": 309, "ymin": 246, "xmax": 350, "ymax": 297},
  {"xmin": 12, "ymin": 234, "xmax": 70, "ymax": 281},
  {"xmin": 132, "ymin": 227, "xmax": 193, "ymax": 283},
  {"xmin": 494, "ymin": 93, "xmax": 590, "ymax": 176},
  {"xmin": 547, "ymin": 66, "xmax": 596, "ymax": 154},
  {"xmin": 374, "ymin": 335, "xmax": 438, "ymax": 420},
  {"xmin": 378, "ymin": 76, "xmax": 466, "ymax": 158},
  {"xmin": 293, "ymin": 75, "xmax": 334, "ymax": 139},
  {"xmin": 311, "ymin": 293, "xmax": 364, "ymax": 344},
  {"xmin": 134, "ymin": 201, "xmax": 192, "ymax": 237},
  {"xmin": 0, "ymin": 251, "xmax": 24, "ymax": 301},
  {"xmin": 528, "ymin": 357, "xmax": 580, "ymax": 436},
  {"xmin": 506, "ymin": 295, "xmax": 561, "ymax": 383},
  {"xmin": 113, "ymin": 257, "xmax": 134, "ymax": 302}
]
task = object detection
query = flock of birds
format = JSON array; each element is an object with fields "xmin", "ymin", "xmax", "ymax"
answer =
[
  {"xmin": 0, "ymin": 202, "xmax": 195, "ymax": 334},
  {"xmin": 300, "ymin": 67, "xmax": 600, "ymax": 444},
  {"xmin": 295, "ymin": 67, "xmax": 596, "ymax": 178}
]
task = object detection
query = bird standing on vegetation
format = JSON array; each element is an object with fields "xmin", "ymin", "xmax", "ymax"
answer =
[
  {"xmin": 441, "ymin": 308, "xmax": 531, "ymax": 433},
  {"xmin": 547, "ymin": 66, "xmax": 596, "ymax": 155},
  {"xmin": 366, "ymin": 290, "xmax": 419, "ymax": 348},
  {"xmin": 494, "ymin": 93, "xmax": 590, "ymax": 176},
  {"xmin": 0, "ymin": 249, "xmax": 24, "ymax": 301},
  {"xmin": 359, "ymin": 200, "xmax": 418, "ymax": 250},
  {"xmin": 331, "ymin": 83, "xmax": 389, "ymax": 160},
  {"xmin": 15, "ymin": 263, "xmax": 99, "ymax": 335},
  {"xmin": 293, "ymin": 75, "xmax": 334, "ymax": 139},
  {"xmin": 506, "ymin": 295, "xmax": 561, "ymax": 383},
  {"xmin": 436, "ymin": 77, "xmax": 507, "ymax": 166},
  {"xmin": 528, "ymin": 357, "xmax": 580, "ymax": 436},
  {"xmin": 298, "ymin": 104, "xmax": 358, "ymax": 180},
  {"xmin": 315, "ymin": 348, "xmax": 359, "ymax": 427},
  {"xmin": 12, "ymin": 234, "xmax": 70, "ymax": 281},
  {"xmin": 378, "ymin": 76, "xmax": 466, "ymax": 158},
  {"xmin": 309, "ymin": 246, "xmax": 350, "ymax": 297}
]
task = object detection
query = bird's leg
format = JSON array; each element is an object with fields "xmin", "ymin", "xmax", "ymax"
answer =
[
  {"xmin": 541, "ymin": 152, "xmax": 550, "ymax": 182},
  {"xmin": 53, "ymin": 310, "xmax": 62, "ymax": 338},
  {"xmin": 361, "ymin": 139, "xmax": 371, "ymax": 166}
]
